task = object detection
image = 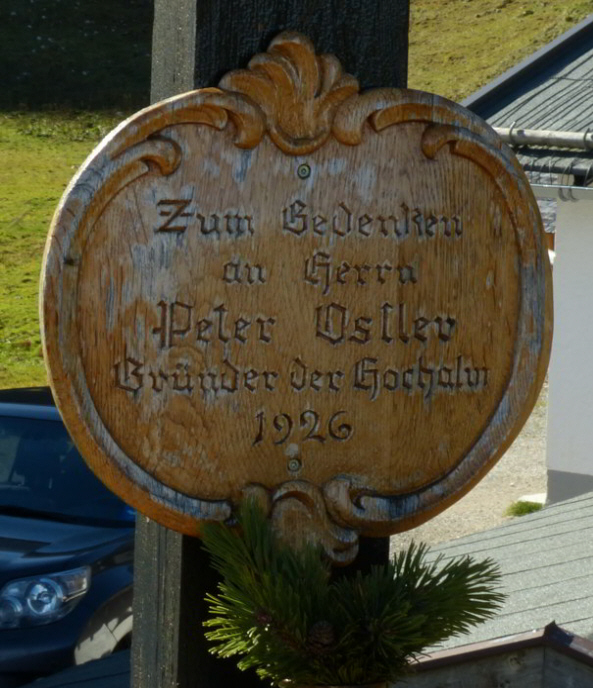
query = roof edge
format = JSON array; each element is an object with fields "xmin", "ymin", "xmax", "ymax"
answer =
[
  {"xmin": 463, "ymin": 13, "xmax": 593, "ymax": 114},
  {"xmin": 415, "ymin": 622, "xmax": 593, "ymax": 673}
]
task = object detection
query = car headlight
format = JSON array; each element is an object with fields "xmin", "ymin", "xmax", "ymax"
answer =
[{"xmin": 0, "ymin": 566, "xmax": 91, "ymax": 629}]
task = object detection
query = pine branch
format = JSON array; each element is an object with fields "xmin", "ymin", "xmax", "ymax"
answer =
[{"xmin": 201, "ymin": 501, "xmax": 506, "ymax": 686}]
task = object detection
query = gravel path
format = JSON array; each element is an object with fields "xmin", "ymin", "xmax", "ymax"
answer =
[{"xmin": 392, "ymin": 380, "xmax": 548, "ymax": 550}]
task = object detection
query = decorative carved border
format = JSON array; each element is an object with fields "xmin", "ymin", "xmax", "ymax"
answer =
[{"xmin": 42, "ymin": 32, "xmax": 552, "ymax": 565}]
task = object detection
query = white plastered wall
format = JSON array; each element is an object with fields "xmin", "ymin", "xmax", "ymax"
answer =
[{"xmin": 546, "ymin": 196, "xmax": 593, "ymax": 501}]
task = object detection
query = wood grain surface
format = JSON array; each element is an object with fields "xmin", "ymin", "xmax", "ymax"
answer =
[{"xmin": 40, "ymin": 33, "xmax": 552, "ymax": 564}]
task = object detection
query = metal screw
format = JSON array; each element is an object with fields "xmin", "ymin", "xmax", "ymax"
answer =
[
  {"xmin": 297, "ymin": 163, "xmax": 311, "ymax": 179},
  {"xmin": 288, "ymin": 458, "xmax": 302, "ymax": 472}
]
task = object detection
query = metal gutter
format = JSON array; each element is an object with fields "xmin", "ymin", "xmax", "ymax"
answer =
[
  {"xmin": 416, "ymin": 622, "xmax": 593, "ymax": 672},
  {"xmin": 532, "ymin": 183, "xmax": 593, "ymax": 201}
]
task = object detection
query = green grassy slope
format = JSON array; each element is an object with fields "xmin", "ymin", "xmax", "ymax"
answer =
[
  {"xmin": 0, "ymin": 0, "xmax": 592, "ymax": 388},
  {"xmin": 0, "ymin": 112, "xmax": 123, "ymax": 386},
  {"xmin": 409, "ymin": 0, "xmax": 593, "ymax": 101}
]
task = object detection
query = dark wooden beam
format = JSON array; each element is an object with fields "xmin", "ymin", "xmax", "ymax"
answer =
[
  {"xmin": 194, "ymin": 0, "xmax": 409, "ymax": 89},
  {"xmin": 133, "ymin": 520, "xmax": 262, "ymax": 687}
]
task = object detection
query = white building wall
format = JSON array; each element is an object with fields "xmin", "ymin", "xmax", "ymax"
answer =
[{"xmin": 546, "ymin": 197, "xmax": 593, "ymax": 502}]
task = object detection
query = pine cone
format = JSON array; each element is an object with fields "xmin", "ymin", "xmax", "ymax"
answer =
[
  {"xmin": 255, "ymin": 609, "xmax": 272, "ymax": 627},
  {"xmin": 306, "ymin": 620, "xmax": 336, "ymax": 654},
  {"xmin": 277, "ymin": 628, "xmax": 302, "ymax": 652}
]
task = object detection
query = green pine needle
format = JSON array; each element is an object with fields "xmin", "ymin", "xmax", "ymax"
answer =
[{"xmin": 201, "ymin": 500, "xmax": 505, "ymax": 686}]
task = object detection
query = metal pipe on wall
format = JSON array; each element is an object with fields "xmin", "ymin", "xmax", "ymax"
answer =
[{"xmin": 495, "ymin": 127, "xmax": 593, "ymax": 150}]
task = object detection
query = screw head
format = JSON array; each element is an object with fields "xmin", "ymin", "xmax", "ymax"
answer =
[
  {"xmin": 288, "ymin": 458, "xmax": 302, "ymax": 472},
  {"xmin": 297, "ymin": 163, "xmax": 311, "ymax": 179}
]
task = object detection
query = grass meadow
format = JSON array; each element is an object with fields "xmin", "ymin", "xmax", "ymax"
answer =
[{"xmin": 1, "ymin": 0, "xmax": 592, "ymax": 388}]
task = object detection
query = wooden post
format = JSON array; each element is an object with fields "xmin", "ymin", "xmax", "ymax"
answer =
[{"xmin": 133, "ymin": 2, "xmax": 409, "ymax": 686}]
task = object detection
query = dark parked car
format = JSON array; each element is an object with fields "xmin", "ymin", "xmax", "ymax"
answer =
[{"xmin": 0, "ymin": 387, "xmax": 134, "ymax": 687}]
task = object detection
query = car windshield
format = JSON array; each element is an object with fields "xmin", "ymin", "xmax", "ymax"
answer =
[{"xmin": 0, "ymin": 416, "xmax": 134, "ymax": 525}]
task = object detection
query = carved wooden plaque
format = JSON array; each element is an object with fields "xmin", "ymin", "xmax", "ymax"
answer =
[{"xmin": 41, "ymin": 33, "xmax": 552, "ymax": 564}]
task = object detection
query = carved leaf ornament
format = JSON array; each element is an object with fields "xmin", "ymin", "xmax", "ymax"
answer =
[{"xmin": 41, "ymin": 32, "xmax": 552, "ymax": 565}]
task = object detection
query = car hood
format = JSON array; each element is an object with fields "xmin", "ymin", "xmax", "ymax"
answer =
[{"xmin": 0, "ymin": 513, "xmax": 132, "ymax": 582}]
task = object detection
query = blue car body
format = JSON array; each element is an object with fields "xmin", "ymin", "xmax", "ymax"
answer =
[{"xmin": 0, "ymin": 388, "xmax": 134, "ymax": 687}]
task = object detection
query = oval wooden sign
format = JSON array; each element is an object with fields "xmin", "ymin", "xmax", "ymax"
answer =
[{"xmin": 41, "ymin": 33, "xmax": 552, "ymax": 564}]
